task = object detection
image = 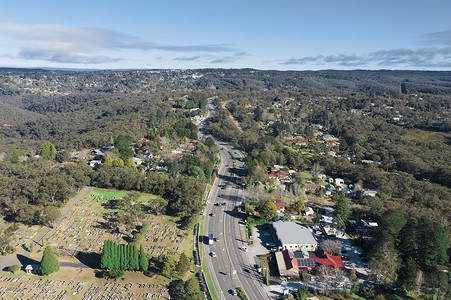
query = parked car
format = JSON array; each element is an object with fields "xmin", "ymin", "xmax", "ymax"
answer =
[
  {"xmin": 240, "ymin": 247, "xmax": 248, "ymax": 252},
  {"xmin": 210, "ymin": 252, "xmax": 216, "ymax": 257},
  {"xmin": 229, "ymin": 289, "xmax": 237, "ymax": 296},
  {"xmin": 266, "ymin": 242, "xmax": 275, "ymax": 247},
  {"xmin": 210, "ymin": 213, "xmax": 215, "ymax": 217}
]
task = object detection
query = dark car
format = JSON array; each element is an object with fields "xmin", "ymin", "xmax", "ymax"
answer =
[{"xmin": 229, "ymin": 289, "xmax": 237, "ymax": 296}]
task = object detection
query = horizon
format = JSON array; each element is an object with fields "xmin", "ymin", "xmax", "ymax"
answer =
[{"xmin": 0, "ymin": 1, "xmax": 450, "ymax": 71}]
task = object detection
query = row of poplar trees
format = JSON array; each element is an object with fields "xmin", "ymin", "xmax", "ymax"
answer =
[{"xmin": 101, "ymin": 240, "xmax": 148, "ymax": 271}]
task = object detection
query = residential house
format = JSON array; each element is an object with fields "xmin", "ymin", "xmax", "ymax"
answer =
[
  {"xmin": 132, "ymin": 157, "xmax": 143, "ymax": 166},
  {"xmin": 349, "ymin": 219, "xmax": 378, "ymax": 235},
  {"xmin": 89, "ymin": 160, "xmax": 102, "ymax": 168},
  {"xmin": 334, "ymin": 178, "xmax": 344, "ymax": 187},
  {"xmin": 305, "ymin": 184, "xmax": 320, "ymax": 193},
  {"xmin": 304, "ymin": 207, "xmax": 314, "ymax": 216},
  {"xmin": 363, "ymin": 188, "xmax": 379, "ymax": 197},
  {"xmin": 273, "ymin": 201, "xmax": 286, "ymax": 214},
  {"xmin": 342, "ymin": 188, "xmax": 356, "ymax": 197},
  {"xmin": 276, "ymin": 249, "xmax": 344, "ymax": 277},
  {"xmin": 324, "ymin": 184, "xmax": 336, "ymax": 195},
  {"xmin": 272, "ymin": 221, "xmax": 318, "ymax": 252}
]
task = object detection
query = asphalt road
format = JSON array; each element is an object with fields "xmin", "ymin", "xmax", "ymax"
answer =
[{"xmin": 199, "ymin": 100, "xmax": 271, "ymax": 300}]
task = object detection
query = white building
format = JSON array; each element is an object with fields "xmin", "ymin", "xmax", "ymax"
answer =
[{"xmin": 272, "ymin": 221, "xmax": 318, "ymax": 252}]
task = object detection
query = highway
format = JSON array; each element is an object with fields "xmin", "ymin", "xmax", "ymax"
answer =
[{"xmin": 198, "ymin": 99, "xmax": 270, "ymax": 300}]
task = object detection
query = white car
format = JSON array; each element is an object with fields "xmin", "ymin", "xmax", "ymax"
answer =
[
  {"xmin": 240, "ymin": 247, "xmax": 248, "ymax": 252},
  {"xmin": 210, "ymin": 252, "xmax": 216, "ymax": 257}
]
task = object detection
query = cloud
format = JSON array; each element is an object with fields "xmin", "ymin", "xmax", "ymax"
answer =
[
  {"xmin": 418, "ymin": 30, "xmax": 451, "ymax": 46},
  {"xmin": 281, "ymin": 47, "xmax": 451, "ymax": 68},
  {"xmin": 172, "ymin": 56, "xmax": 201, "ymax": 61},
  {"xmin": 209, "ymin": 51, "xmax": 250, "ymax": 64},
  {"xmin": 281, "ymin": 54, "xmax": 362, "ymax": 66},
  {"xmin": 0, "ymin": 23, "xmax": 242, "ymax": 64},
  {"xmin": 17, "ymin": 49, "xmax": 123, "ymax": 64}
]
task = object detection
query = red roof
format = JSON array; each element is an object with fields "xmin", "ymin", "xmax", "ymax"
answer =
[
  {"xmin": 310, "ymin": 250, "xmax": 345, "ymax": 268},
  {"xmin": 281, "ymin": 249, "xmax": 344, "ymax": 272},
  {"xmin": 274, "ymin": 201, "xmax": 286, "ymax": 211}
]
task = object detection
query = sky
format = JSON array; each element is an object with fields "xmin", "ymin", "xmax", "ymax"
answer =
[{"xmin": 0, "ymin": 0, "xmax": 450, "ymax": 71}]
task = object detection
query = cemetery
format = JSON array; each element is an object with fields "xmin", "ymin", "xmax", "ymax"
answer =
[
  {"xmin": 0, "ymin": 188, "xmax": 192, "ymax": 299},
  {"xmin": 26, "ymin": 189, "xmax": 190, "ymax": 262},
  {"xmin": 0, "ymin": 268, "xmax": 170, "ymax": 299}
]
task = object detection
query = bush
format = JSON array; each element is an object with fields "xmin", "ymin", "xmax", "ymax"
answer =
[
  {"xmin": 236, "ymin": 287, "xmax": 248, "ymax": 300},
  {"xmin": 102, "ymin": 269, "xmax": 124, "ymax": 280},
  {"xmin": 8, "ymin": 265, "xmax": 20, "ymax": 274}
]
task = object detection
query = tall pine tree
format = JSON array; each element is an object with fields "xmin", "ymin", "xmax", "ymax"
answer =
[
  {"xmin": 130, "ymin": 243, "xmax": 139, "ymax": 270},
  {"xmin": 101, "ymin": 240, "xmax": 109, "ymax": 269},
  {"xmin": 120, "ymin": 244, "xmax": 126, "ymax": 270},
  {"xmin": 176, "ymin": 253, "xmax": 190, "ymax": 276},
  {"xmin": 139, "ymin": 244, "xmax": 149, "ymax": 271},
  {"xmin": 39, "ymin": 246, "xmax": 60, "ymax": 275}
]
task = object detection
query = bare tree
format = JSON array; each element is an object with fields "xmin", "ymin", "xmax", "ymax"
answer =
[
  {"xmin": 320, "ymin": 239, "xmax": 342, "ymax": 256},
  {"xmin": 311, "ymin": 162, "xmax": 324, "ymax": 178}
]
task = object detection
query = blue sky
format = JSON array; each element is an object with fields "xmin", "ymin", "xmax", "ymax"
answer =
[{"xmin": 0, "ymin": 0, "xmax": 450, "ymax": 70}]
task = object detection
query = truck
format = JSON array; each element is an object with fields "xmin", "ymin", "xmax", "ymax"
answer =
[{"xmin": 208, "ymin": 234, "xmax": 214, "ymax": 245}]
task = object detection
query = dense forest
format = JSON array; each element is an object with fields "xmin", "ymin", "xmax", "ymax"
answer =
[{"xmin": 0, "ymin": 68, "xmax": 449, "ymax": 295}]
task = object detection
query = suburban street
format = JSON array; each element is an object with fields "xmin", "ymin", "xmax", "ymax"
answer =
[{"xmin": 198, "ymin": 100, "xmax": 271, "ymax": 300}]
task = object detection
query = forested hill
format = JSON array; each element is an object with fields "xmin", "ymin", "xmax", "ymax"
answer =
[
  {"xmin": 193, "ymin": 69, "xmax": 451, "ymax": 95},
  {"xmin": 0, "ymin": 68, "xmax": 450, "ymax": 153}
]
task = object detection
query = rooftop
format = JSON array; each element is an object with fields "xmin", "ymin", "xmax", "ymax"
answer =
[{"xmin": 272, "ymin": 221, "xmax": 317, "ymax": 246}]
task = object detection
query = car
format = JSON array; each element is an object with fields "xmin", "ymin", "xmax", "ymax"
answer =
[
  {"xmin": 215, "ymin": 237, "xmax": 220, "ymax": 242},
  {"xmin": 225, "ymin": 164, "xmax": 229, "ymax": 167},
  {"xmin": 210, "ymin": 252, "xmax": 216, "ymax": 257},
  {"xmin": 229, "ymin": 289, "xmax": 237, "ymax": 296},
  {"xmin": 209, "ymin": 213, "xmax": 215, "ymax": 217},
  {"xmin": 263, "ymin": 232, "xmax": 271, "ymax": 236},
  {"xmin": 270, "ymin": 247, "xmax": 278, "ymax": 251},
  {"xmin": 222, "ymin": 202, "xmax": 227, "ymax": 206},
  {"xmin": 266, "ymin": 242, "xmax": 275, "ymax": 247},
  {"xmin": 215, "ymin": 203, "xmax": 221, "ymax": 206},
  {"xmin": 240, "ymin": 247, "xmax": 248, "ymax": 252}
]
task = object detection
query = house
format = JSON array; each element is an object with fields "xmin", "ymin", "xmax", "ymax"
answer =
[
  {"xmin": 304, "ymin": 207, "xmax": 314, "ymax": 216},
  {"xmin": 25, "ymin": 264, "xmax": 40, "ymax": 274},
  {"xmin": 132, "ymin": 157, "xmax": 143, "ymax": 166},
  {"xmin": 276, "ymin": 249, "xmax": 344, "ymax": 277},
  {"xmin": 89, "ymin": 160, "xmax": 102, "ymax": 168},
  {"xmin": 326, "ymin": 151, "xmax": 336, "ymax": 157},
  {"xmin": 334, "ymin": 178, "xmax": 344, "ymax": 187},
  {"xmin": 342, "ymin": 188, "xmax": 356, "ymax": 197},
  {"xmin": 363, "ymin": 188, "xmax": 379, "ymax": 197},
  {"xmin": 272, "ymin": 221, "xmax": 318, "ymax": 252},
  {"xmin": 324, "ymin": 184, "xmax": 336, "ymax": 195},
  {"xmin": 273, "ymin": 201, "xmax": 286, "ymax": 213},
  {"xmin": 305, "ymin": 184, "xmax": 320, "ymax": 193},
  {"xmin": 350, "ymin": 219, "xmax": 378, "ymax": 235}
]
